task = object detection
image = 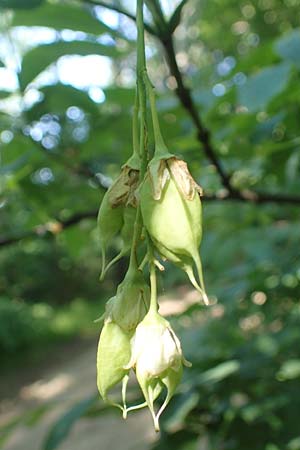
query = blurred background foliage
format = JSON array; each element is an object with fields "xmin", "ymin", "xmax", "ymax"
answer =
[{"xmin": 0, "ymin": 0, "xmax": 300, "ymax": 449}]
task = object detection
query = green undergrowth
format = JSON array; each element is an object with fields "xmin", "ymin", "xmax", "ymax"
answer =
[{"xmin": 0, "ymin": 296, "xmax": 105, "ymax": 368}]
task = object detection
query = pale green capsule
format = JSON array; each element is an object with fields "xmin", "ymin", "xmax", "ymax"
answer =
[
  {"xmin": 97, "ymin": 164, "xmax": 139, "ymax": 280},
  {"xmin": 141, "ymin": 174, "xmax": 202, "ymax": 257},
  {"xmin": 140, "ymin": 159, "xmax": 208, "ymax": 304},
  {"xmin": 99, "ymin": 205, "xmax": 137, "ymax": 280},
  {"xmin": 111, "ymin": 266, "xmax": 150, "ymax": 333},
  {"xmin": 120, "ymin": 206, "xmax": 137, "ymax": 254},
  {"xmin": 96, "ymin": 321, "xmax": 132, "ymax": 410},
  {"xmin": 97, "ymin": 191, "xmax": 124, "ymax": 279}
]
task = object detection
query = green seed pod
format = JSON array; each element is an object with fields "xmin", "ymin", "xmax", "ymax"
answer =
[
  {"xmin": 111, "ymin": 266, "xmax": 150, "ymax": 333},
  {"xmin": 99, "ymin": 205, "xmax": 137, "ymax": 280},
  {"xmin": 96, "ymin": 320, "xmax": 132, "ymax": 411},
  {"xmin": 97, "ymin": 191, "xmax": 124, "ymax": 279},
  {"xmin": 120, "ymin": 206, "xmax": 137, "ymax": 255},
  {"xmin": 98, "ymin": 165, "xmax": 139, "ymax": 280},
  {"xmin": 140, "ymin": 156, "xmax": 209, "ymax": 304}
]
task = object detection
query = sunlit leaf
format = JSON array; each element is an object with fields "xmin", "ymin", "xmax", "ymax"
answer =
[
  {"xmin": 196, "ymin": 360, "xmax": 240, "ymax": 385},
  {"xmin": 277, "ymin": 359, "xmax": 300, "ymax": 381}
]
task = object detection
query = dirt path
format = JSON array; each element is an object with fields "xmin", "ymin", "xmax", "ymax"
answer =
[
  {"xmin": 0, "ymin": 288, "xmax": 200, "ymax": 450},
  {"xmin": 0, "ymin": 340, "xmax": 157, "ymax": 450}
]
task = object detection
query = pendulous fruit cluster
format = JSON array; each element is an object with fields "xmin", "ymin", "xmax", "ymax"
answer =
[{"xmin": 96, "ymin": 0, "xmax": 210, "ymax": 431}]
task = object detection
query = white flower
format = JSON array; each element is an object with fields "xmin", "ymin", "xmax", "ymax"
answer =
[
  {"xmin": 125, "ymin": 310, "xmax": 191, "ymax": 431},
  {"xmin": 129, "ymin": 319, "xmax": 182, "ymax": 376}
]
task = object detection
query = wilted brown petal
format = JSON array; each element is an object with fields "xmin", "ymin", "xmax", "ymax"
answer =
[
  {"xmin": 108, "ymin": 167, "xmax": 139, "ymax": 207},
  {"xmin": 167, "ymin": 157, "xmax": 203, "ymax": 200}
]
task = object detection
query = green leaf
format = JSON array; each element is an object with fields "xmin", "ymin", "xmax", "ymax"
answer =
[
  {"xmin": 27, "ymin": 83, "xmax": 99, "ymax": 119},
  {"xmin": 287, "ymin": 437, "xmax": 300, "ymax": 450},
  {"xmin": 43, "ymin": 394, "xmax": 98, "ymax": 450},
  {"xmin": 0, "ymin": 0, "xmax": 43, "ymax": 8},
  {"xmin": 275, "ymin": 29, "xmax": 300, "ymax": 68},
  {"xmin": 20, "ymin": 40, "xmax": 122, "ymax": 90},
  {"xmin": 103, "ymin": 87, "xmax": 135, "ymax": 108},
  {"xmin": 0, "ymin": 90, "xmax": 12, "ymax": 99},
  {"xmin": 163, "ymin": 390, "xmax": 199, "ymax": 432},
  {"xmin": 196, "ymin": 360, "xmax": 240, "ymax": 385},
  {"xmin": 12, "ymin": 2, "xmax": 113, "ymax": 36},
  {"xmin": 0, "ymin": 59, "xmax": 5, "ymax": 67},
  {"xmin": 238, "ymin": 62, "xmax": 291, "ymax": 112},
  {"xmin": 0, "ymin": 135, "xmax": 38, "ymax": 175},
  {"xmin": 168, "ymin": 0, "xmax": 189, "ymax": 34},
  {"xmin": 277, "ymin": 359, "xmax": 300, "ymax": 381}
]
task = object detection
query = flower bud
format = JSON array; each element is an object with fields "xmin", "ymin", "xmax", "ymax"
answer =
[
  {"xmin": 125, "ymin": 310, "xmax": 191, "ymax": 431},
  {"xmin": 140, "ymin": 155, "xmax": 209, "ymax": 304}
]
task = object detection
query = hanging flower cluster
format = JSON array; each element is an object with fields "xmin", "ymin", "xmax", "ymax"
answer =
[{"xmin": 96, "ymin": 0, "xmax": 209, "ymax": 432}]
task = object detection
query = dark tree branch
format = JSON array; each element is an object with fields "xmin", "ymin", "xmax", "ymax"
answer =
[
  {"xmin": 2, "ymin": 1, "xmax": 300, "ymax": 250},
  {"xmin": 79, "ymin": 0, "xmax": 157, "ymax": 36},
  {"xmin": 0, "ymin": 210, "xmax": 98, "ymax": 248},
  {"xmin": 81, "ymin": 0, "xmax": 300, "ymax": 207},
  {"xmin": 2, "ymin": 190, "xmax": 300, "ymax": 248},
  {"xmin": 160, "ymin": 35, "xmax": 237, "ymax": 195}
]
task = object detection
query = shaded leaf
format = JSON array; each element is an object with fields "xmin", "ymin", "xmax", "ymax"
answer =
[
  {"xmin": 275, "ymin": 29, "xmax": 300, "ymax": 68},
  {"xmin": 0, "ymin": 0, "xmax": 43, "ymax": 8},
  {"xmin": 0, "ymin": 135, "xmax": 38, "ymax": 175},
  {"xmin": 12, "ymin": 2, "xmax": 114, "ymax": 36},
  {"xmin": 20, "ymin": 40, "xmax": 122, "ymax": 90},
  {"xmin": 0, "ymin": 90, "xmax": 11, "ymax": 99},
  {"xmin": 27, "ymin": 83, "xmax": 99, "ymax": 119},
  {"xmin": 238, "ymin": 62, "xmax": 291, "ymax": 112},
  {"xmin": 43, "ymin": 394, "xmax": 98, "ymax": 450},
  {"xmin": 169, "ymin": 0, "xmax": 189, "ymax": 34},
  {"xmin": 163, "ymin": 390, "xmax": 199, "ymax": 432}
]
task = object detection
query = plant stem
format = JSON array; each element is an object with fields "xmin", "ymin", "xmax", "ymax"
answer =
[
  {"xmin": 132, "ymin": 89, "xmax": 140, "ymax": 157},
  {"xmin": 144, "ymin": 74, "xmax": 169, "ymax": 155},
  {"xmin": 128, "ymin": 207, "xmax": 142, "ymax": 270},
  {"xmin": 127, "ymin": 0, "xmax": 149, "ymax": 271},
  {"xmin": 149, "ymin": 257, "xmax": 158, "ymax": 313},
  {"xmin": 136, "ymin": 0, "xmax": 148, "ymax": 177}
]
